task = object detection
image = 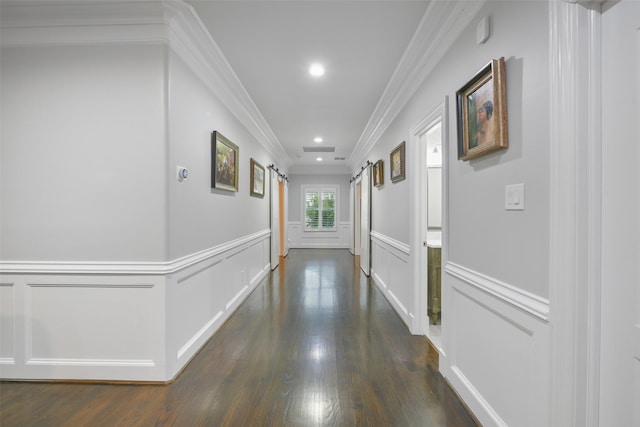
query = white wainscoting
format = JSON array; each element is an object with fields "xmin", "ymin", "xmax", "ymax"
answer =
[
  {"xmin": 0, "ymin": 230, "xmax": 270, "ymax": 382},
  {"xmin": 369, "ymin": 231, "xmax": 413, "ymax": 330},
  {"xmin": 288, "ymin": 221, "xmax": 350, "ymax": 249},
  {"xmin": 442, "ymin": 262, "xmax": 550, "ymax": 427}
]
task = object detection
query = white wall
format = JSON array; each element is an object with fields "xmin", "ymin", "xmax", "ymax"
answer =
[
  {"xmin": 0, "ymin": 44, "xmax": 168, "ymax": 262},
  {"xmin": 0, "ymin": 1, "xmax": 274, "ymax": 381},
  {"xmin": 600, "ymin": 1, "xmax": 640, "ymax": 425},
  {"xmin": 167, "ymin": 49, "xmax": 273, "ymax": 259},
  {"xmin": 365, "ymin": 2, "xmax": 551, "ymax": 425}
]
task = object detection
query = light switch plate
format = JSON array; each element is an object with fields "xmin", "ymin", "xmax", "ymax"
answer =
[{"xmin": 505, "ymin": 183, "xmax": 525, "ymax": 210}]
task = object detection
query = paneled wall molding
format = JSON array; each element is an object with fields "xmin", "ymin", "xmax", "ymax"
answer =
[
  {"xmin": 442, "ymin": 270, "xmax": 551, "ymax": 427},
  {"xmin": 444, "ymin": 262, "xmax": 550, "ymax": 322},
  {"xmin": 347, "ymin": 0, "xmax": 484, "ymax": 169},
  {"xmin": 370, "ymin": 232, "xmax": 413, "ymax": 330},
  {"xmin": 0, "ymin": 0, "xmax": 291, "ymax": 166},
  {"xmin": 370, "ymin": 231, "xmax": 411, "ymax": 256},
  {"xmin": 1, "ymin": 230, "xmax": 271, "ymax": 382},
  {"xmin": 288, "ymin": 221, "xmax": 351, "ymax": 249},
  {"xmin": 0, "ymin": 229, "xmax": 270, "ymax": 275}
]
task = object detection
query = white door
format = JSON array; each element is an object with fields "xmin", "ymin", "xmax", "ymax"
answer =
[
  {"xmin": 282, "ymin": 179, "xmax": 289, "ymax": 257},
  {"xmin": 634, "ymin": 19, "xmax": 640, "ymax": 427},
  {"xmin": 354, "ymin": 179, "xmax": 361, "ymax": 256},
  {"xmin": 270, "ymin": 170, "xmax": 280, "ymax": 270},
  {"xmin": 349, "ymin": 181, "xmax": 355, "ymax": 254},
  {"xmin": 360, "ymin": 166, "xmax": 371, "ymax": 276},
  {"xmin": 600, "ymin": 1, "xmax": 640, "ymax": 424}
]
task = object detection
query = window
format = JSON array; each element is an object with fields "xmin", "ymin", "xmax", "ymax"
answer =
[{"xmin": 304, "ymin": 187, "xmax": 337, "ymax": 231}]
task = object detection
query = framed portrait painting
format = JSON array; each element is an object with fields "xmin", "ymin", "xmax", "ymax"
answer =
[
  {"xmin": 456, "ymin": 57, "xmax": 508, "ymax": 161},
  {"xmin": 390, "ymin": 141, "xmax": 406, "ymax": 183},
  {"xmin": 211, "ymin": 131, "xmax": 239, "ymax": 191},
  {"xmin": 250, "ymin": 158, "xmax": 265, "ymax": 198}
]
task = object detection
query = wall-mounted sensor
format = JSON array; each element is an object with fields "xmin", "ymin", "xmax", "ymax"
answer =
[
  {"xmin": 177, "ymin": 166, "xmax": 188, "ymax": 181},
  {"xmin": 477, "ymin": 16, "xmax": 490, "ymax": 44}
]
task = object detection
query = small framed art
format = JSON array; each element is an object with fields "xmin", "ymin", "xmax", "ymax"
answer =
[
  {"xmin": 373, "ymin": 160, "xmax": 384, "ymax": 187},
  {"xmin": 250, "ymin": 158, "xmax": 265, "ymax": 198},
  {"xmin": 211, "ymin": 131, "xmax": 239, "ymax": 192},
  {"xmin": 390, "ymin": 141, "xmax": 406, "ymax": 183}
]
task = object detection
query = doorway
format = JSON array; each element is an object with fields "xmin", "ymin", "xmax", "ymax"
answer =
[
  {"xmin": 354, "ymin": 179, "xmax": 362, "ymax": 256},
  {"xmin": 270, "ymin": 169, "xmax": 282, "ymax": 270},
  {"xmin": 360, "ymin": 165, "xmax": 371, "ymax": 276},
  {"xmin": 412, "ymin": 99, "xmax": 447, "ymax": 352}
]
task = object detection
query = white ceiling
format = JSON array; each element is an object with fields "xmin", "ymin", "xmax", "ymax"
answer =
[{"xmin": 188, "ymin": 0, "xmax": 431, "ymax": 174}]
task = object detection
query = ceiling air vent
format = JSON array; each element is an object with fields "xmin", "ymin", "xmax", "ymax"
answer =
[
  {"xmin": 334, "ymin": 157, "xmax": 346, "ymax": 161},
  {"xmin": 302, "ymin": 146, "xmax": 335, "ymax": 153}
]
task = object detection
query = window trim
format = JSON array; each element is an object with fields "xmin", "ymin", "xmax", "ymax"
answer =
[{"xmin": 302, "ymin": 185, "xmax": 339, "ymax": 232}]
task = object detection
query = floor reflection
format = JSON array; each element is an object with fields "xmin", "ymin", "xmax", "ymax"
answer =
[{"xmin": 0, "ymin": 249, "xmax": 477, "ymax": 427}]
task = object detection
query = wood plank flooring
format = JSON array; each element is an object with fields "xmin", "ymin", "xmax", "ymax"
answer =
[{"xmin": 0, "ymin": 249, "xmax": 477, "ymax": 426}]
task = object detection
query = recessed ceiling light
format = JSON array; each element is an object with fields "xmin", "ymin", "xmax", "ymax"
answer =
[
  {"xmin": 314, "ymin": 137, "xmax": 323, "ymax": 143},
  {"xmin": 309, "ymin": 63, "xmax": 325, "ymax": 77},
  {"xmin": 316, "ymin": 157, "xmax": 323, "ymax": 162}
]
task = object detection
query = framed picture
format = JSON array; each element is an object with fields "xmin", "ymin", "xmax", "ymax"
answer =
[
  {"xmin": 390, "ymin": 141, "xmax": 406, "ymax": 183},
  {"xmin": 250, "ymin": 158, "xmax": 265, "ymax": 198},
  {"xmin": 211, "ymin": 131, "xmax": 239, "ymax": 192},
  {"xmin": 456, "ymin": 57, "xmax": 508, "ymax": 161},
  {"xmin": 373, "ymin": 160, "xmax": 384, "ymax": 187}
]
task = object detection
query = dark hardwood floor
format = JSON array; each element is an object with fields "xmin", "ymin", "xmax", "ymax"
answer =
[{"xmin": 0, "ymin": 249, "xmax": 477, "ymax": 426}]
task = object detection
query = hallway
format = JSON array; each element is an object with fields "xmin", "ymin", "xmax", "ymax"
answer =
[{"xmin": 0, "ymin": 249, "xmax": 476, "ymax": 426}]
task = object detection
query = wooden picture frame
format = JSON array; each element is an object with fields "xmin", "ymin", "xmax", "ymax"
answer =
[
  {"xmin": 456, "ymin": 57, "xmax": 508, "ymax": 161},
  {"xmin": 390, "ymin": 141, "xmax": 406, "ymax": 183},
  {"xmin": 373, "ymin": 160, "xmax": 384, "ymax": 187},
  {"xmin": 211, "ymin": 131, "xmax": 239, "ymax": 192},
  {"xmin": 250, "ymin": 158, "xmax": 265, "ymax": 198}
]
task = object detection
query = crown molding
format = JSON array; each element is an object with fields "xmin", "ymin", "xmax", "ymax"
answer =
[
  {"xmin": 347, "ymin": 0, "xmax": 485, "ymax": 170},
  {"xmin": 0, "ymin": 0, "xmax": 292, "ymax": 167},
  {"xmin": 0, "ymin": 1, "xmax": 169, "ymax": 45},
  {"xmin": 163, "ymin": 1, "xmax": 292, "ymax": 166}
]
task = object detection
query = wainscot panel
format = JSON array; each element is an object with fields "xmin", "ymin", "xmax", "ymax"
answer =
[
  {"xmin": 0, "ymin": 282, "xmax": 16, "ymax": 364},
  {"xmin": 166, "ymin": 230, "xmax": 270, "ymax": 379},
  {"xmin": 370, "ymin": 231, "xmax": 413, "ymax": 330},
  {"xmin": 0, "ymin": 275, "xmax": 166, "ymax": 382},
  {"xmin": 0, "ymin": 230, "xmax": 271, "ymax": 382},
  {"xmin": 441, "ymin": 262, "xmax": 550, "ymax": 427},
  {"xmin": 288, "ymin": 221, "xmax": 350, "ymax": 249}
]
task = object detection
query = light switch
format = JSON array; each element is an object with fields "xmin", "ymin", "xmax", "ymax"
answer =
[{"xmin": 505, "ymin": 183, "xmax": 525, "ymax": 210}]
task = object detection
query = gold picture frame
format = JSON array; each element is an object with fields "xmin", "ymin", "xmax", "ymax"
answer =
[
  {"xmin": 390, "ymin": 141, "xmax": 406, "ymax": 183},
  {"xmin": 373, "ymin": 160, "xmax": 384, "ymax": 187},
  {"xmin": 456, "ymin": 57, "xmax": 508, "ymax": 161},
  {"xmin": 250, "ymin": 158, "xmax": 265, "ymax": 198},
  {"xmin": 211, "ymin": 131, "xmax": 239, "ymax": 192}
]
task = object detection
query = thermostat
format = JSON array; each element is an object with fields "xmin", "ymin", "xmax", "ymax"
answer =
[{"xmin": 177, "ymin": 166, "xmax": 189, "ymax": 181}]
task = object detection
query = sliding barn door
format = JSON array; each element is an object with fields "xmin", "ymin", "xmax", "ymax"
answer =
[
  {"xmin": 360, "ymin": 165, "xmax": 371, "ymax": 276},
  {"xmin": 270, "ymin": 170, "xmax": 280, "ymax": 270}
]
